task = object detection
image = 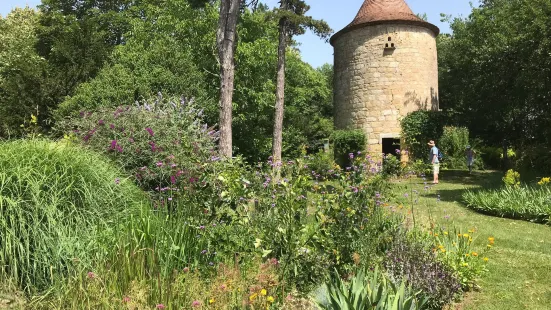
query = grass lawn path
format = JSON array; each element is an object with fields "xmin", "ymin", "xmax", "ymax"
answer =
[{"xmin": 391, "ymin": 170, "xmax": 551, "ymax": 310}]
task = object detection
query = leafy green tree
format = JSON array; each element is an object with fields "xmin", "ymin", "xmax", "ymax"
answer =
[
  {"xmin": 0, "ymin": 8, "xmax": 47, "ymax": 138},
  {"xmin": 439, "ymin": 0, "xmax": 551, "ymax": 149},
  {"xmin": 55, "ymin": 1, "xmax": 216, "ymax": 119}
]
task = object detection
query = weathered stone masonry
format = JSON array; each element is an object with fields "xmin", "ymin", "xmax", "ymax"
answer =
[{"xmin": 331, "ymin": 0, "xmax": 439, "ymax": 156}]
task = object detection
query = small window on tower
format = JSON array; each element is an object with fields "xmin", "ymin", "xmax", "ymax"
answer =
[{"xmin": 385, "ymin": 36, "xmax": 396, "ymax": 50}]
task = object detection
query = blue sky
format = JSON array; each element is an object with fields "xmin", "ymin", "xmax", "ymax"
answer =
[{"xmin": 1, "ymin": 0, "xmax": 479, "ymax": 68}]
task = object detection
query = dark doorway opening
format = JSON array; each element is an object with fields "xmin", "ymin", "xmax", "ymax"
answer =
[{"xmin": 382, "ymin": 137, "xmax": 401, "ymax": 157}]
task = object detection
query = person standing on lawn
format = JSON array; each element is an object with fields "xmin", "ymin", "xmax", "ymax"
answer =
[
  {"xmin": 428, "ymin": 140, "xmax": 439, "ymax": 184},
  {"xmin": 465, "ymin": 145, "xmax": 476, "ymax": 174}
]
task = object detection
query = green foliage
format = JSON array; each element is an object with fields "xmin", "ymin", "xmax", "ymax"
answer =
[
  {"xmin": 400, "ymin": 111, "xmax": 445, "ymax": 161},
  {"xmin": 427, "ymin": 227, "xmax": 492, "ymax": 290},
  {"xmin": 463, "ymin": 186, "xmax": 551, "ymax": 224},
  {"xmin": 36, "ymin": 0, "xmax": 134, "ymax": 108},
  {"xmin": 502, "ymin": 169, "xmax": 521, "ymax": 188},
  {"xmin": 0, "ymin": 140, "xmax": 144, "ymax": 292},
  {"xmin": 54, "ymin": 1, "xmax": 215, "ymax": 119},
  {"xmin": 385, "ymin": 233, "xmax": 461, "ymax": 309},
  {"xmin": 333, "ymin": 130, "xmax": 366, "ymax": 167},
  {"xmin": 478, "ymin": 146, "xmax": 503, "ymax": 169},
  {"xmin": 516, "ymin": 144, "xmax": 551, "ymax": 176},
  {"xmin": 439, "ymin": 127, "xmax": 469, "ymax": 160},
  {"xmin": 382, "ymin": 155, "xmax": 403, "ymax": 177},
  {"xmin": 406, "ymin": 160, "xmax": 432, "ymax": 177},
  {"xmin": 0, "ymin": 8, "xmax": 47, "ymax": 138},
  {"xmin": 438, "ymin": 0, "xmax": 551, "ymax": 149},
  {"xmin": 317, "ymin": 267, "xmax": 428, "ymax": 310},
  {"xmin": 56, "ymin": 95, "xmax": 217, "ymax": 198},
  {"xmin": 307, "ymin": 150, "xmax": 340, "ymax": 180}
]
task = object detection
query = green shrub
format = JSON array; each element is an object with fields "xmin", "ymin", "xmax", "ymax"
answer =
[
  {"xmin": 439, "ymin": 127, "xmax": 469, "ymax": 159},
  {"xmin": 503, "ymin": 169, "xmax": 521, "ymax": 187},
  {"xmin": 385, "ymin": 233, "xmax": 461, "ymax": 309},
  {"xmin": 479, "ymin": 146, "xmax": 503, "ymax": 169},
  {"xmin": 516, "ymin": 144, "xmax": 551, "ymax": 176},
  {"xmin": 0, "ymin": 140, "xmax": 144, "ymax": 291},
  {"xmin": 307, "ymin": 150, "xmax": 340, "ymax": 180},
  {"xmin": 56, "ymin": 95, "xmax": 216, "ymax": 199},
  {"xmin": 407, "ymin": 160, "xmax": 432, "ymax": 177},
  {"xmin": 332, "ymin": 130, "xmax": 366, "ymax": 167},
  {"xmin": 400, "ymin": 111, "xmax": 445, "ymax": 161},
  {"xmin": 382, "ymin": 154, "xmax": 403, "ymax": 177},
  {"xmin": 427, "ymin": 227, "xmax": 492, "ymax": 290},
  {"xmin": 463, "ymin": 186, "xmax": 551, "ymax": 224},
  {"xmin": 316, "ymin": 267, "xmax": 428, "ymax": 310}
]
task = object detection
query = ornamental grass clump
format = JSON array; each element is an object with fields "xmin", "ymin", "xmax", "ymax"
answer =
[
  {"xmin": 0, "ymin": 140, "xmax": 145, "ymax": 292},
  {"xmin": 463, "ymin": 186, "xmax": 551, "ymax": 224}
]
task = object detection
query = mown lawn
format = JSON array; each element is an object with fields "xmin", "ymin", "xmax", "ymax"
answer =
[{"xmin": 391, "ymin": 170, "xmax": 551, "ymax": 310}]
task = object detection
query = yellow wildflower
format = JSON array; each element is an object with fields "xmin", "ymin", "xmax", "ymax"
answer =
[
  {"xmin": 434, "ymin": 233, "xmax": 439, "ymax": 237},
  {"xmin": 267, "ymin": 296, "xmax": 275, "ymax": 303},
  {"xmin": 463, "ymin": 234, "xmax": 469, "ymax": 238},
  {"xmin": 487, "ymin": 244, "xmax": 492, "ymax": 249},
  {"xmin": 483, "ymin": 257, "xmax": 489, "ymax": 262},
  {"xmin": 468, "ymin": 229, "xmax": 474, "ymax": 233},
  {"xmin": 444, "ymin": 231, "xmax": 448, "ymax": 235},
  {"xmin": 457, "ymin": 233, "xmax": 462, "ymax": 237},
  {"xmin": 261, "ymin": 289, "xmax": 267, "ymax": 296},
  {"xmin": 441, "ymin": 248, "xmax": 446, "ymax": 253},
  {"xmin": 250, "ymin": 293, "xmax": 258, "ymax": 301},
  {"xmin": 209, "ymin": 298, "xmax": 215, "ymax": 304},
  {"xmin": 465, "ymin": 253, "xmax": 470, "ymax": 257},
  {"xmin": 472, "ymin": 252, "xmax": 478, "ymax": 257},
  {"xmin": 488, "ymin": 237, "xmax": 495, "ymax": 245},
  {"xmin": 461, "ymin": 262, "xmax": 468, "ymax": 267}
]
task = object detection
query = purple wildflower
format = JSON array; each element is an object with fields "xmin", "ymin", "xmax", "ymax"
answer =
[
  {"xmin": 156, "ymin": 162, "xmax": 163, "ymax": 167},
  {"xmin": 170, "ymin": 175, "xmax": 176, "ymax": 184},
  {"xmin": 114, "ymin": 178, "xmax": 120, "ymax": 185},
  {"xmin": 98, "ymin": 119, "xmax": 104, "ymax": 126},
  {"xmin": 145, "ymin": 127, "xmax": 154, "ymax": 136},
  {"xmin": 109, "ymin": 124, "xmax": 115, "ymax": 130}
]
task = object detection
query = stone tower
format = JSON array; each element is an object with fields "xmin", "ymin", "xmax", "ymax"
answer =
[{"xmin": 331, "ymin": 0, "xmax": 439, "ymax": 157}]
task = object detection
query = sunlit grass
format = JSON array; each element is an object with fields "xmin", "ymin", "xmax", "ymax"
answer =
[{"xmin": 391, "ymin": 170, "xmax": 551, "ymax": 310}]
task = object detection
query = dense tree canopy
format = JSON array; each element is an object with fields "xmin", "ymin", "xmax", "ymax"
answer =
[
  {"xmin": 438, "ymin": 0, "xmax": 551, "ymax": 148},
  {"xmin": 1, "ymin": 1, "xmax": 333, "ymax": 162}
]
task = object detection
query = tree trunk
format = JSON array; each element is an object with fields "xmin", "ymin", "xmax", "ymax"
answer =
[
  {"xmin": 272, "ymin": 9, "xmax": 288, "ymax": 164},
  {"xmin": 217, "ymin": 0, "xmax": 240, "ymax": 158}
]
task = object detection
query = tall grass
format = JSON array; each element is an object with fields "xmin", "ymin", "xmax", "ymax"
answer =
[
  {"xmin": 463, "ymin": 186, "xmax": 551, "ymax": 224},
  {"xmin": 0, "ymin": 140, "xmax": 145, "ymax": 292},
  {"xmin": 31, "ymin": 205, "xmax": 211, "ymax": 309}
]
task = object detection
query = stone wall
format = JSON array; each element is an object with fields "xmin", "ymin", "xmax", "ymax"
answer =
[{"xmin": 333, "ymin": 23, "xmax": 438, "ymax": 155}]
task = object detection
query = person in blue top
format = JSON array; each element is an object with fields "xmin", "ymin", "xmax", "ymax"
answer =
[{"xmin": 428, "ymin": 140, "xmax": 439, "ymax": 184}]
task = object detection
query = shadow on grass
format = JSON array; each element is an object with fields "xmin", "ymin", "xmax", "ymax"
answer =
[{"xmin": 421, "ymin": 170, "xmax": 503, "ymax": 204}]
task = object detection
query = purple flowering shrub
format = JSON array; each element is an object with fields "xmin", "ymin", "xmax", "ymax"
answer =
[
  {"xmin": 384, "ymin": 232, "xmax": 462, "ymax": 309},
  {"xmin": 58, "ymin": 94, "xmax": 218, "ymax": 202}
]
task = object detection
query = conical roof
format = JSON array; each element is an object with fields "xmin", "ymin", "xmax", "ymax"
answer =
[{"xmin": 330, "ymin": 0, "xmax": 439, "ymax": 45}]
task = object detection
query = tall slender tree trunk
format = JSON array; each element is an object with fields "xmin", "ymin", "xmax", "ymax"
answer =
[
  {"xmin": 272, "ymin": 7, "xmax": 288, "ymax": 164},
  {"xmin": 217, "ymin": 0, "xmax": 240, "ymax": 158}
]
